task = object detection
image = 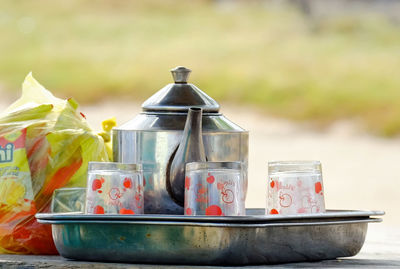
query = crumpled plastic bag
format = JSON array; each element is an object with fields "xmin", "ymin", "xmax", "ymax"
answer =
[{"xmin": 0, "ymin": 73, "xmax": 109, "ymax": 254}]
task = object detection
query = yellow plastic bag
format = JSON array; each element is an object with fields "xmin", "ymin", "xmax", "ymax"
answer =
[{"xmin": 0, "ymin": 73, "xmax": 109, "ymax": 254}]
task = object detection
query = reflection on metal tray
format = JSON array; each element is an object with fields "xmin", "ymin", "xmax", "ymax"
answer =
[
  {"xmin": 35, "ymin": 209, "xmax": 383, "ymax": 265},
  {"xmin": 36, "ymin": 208, "xmax": 385, "ymax": 223}
]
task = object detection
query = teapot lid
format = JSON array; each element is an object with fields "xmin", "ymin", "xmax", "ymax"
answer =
[{"xmin": 142, "ymin": 66, "xmax": 220, "ymax": 113}]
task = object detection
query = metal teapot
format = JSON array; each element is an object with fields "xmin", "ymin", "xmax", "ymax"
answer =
[{"xmin": 112, "ymin": 66, "xmax": 248, "ymax": 214}]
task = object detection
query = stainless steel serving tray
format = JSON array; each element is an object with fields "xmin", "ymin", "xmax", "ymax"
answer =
[
  {"xmin": 35, "ymin": 209, "xmax": 383, "ymax": 265},
  {"xmin": 36, "ymin": 208, "xmax": 384, "ymax": 223}
]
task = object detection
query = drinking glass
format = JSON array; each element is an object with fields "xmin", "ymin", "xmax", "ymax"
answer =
[
  {"xmin": 85, "ymin": 162, "xmax": 143, "ymax": 214},
  {"xmin": 184, "ymin": 162, "xmax": 245, "ymax": 216},
  {"xmin": 51, "ymin": 187, "xmax": 86, "ymax": 213},
  {"xmin": 267, "ymin": 161, "xmax": 325, "ymax": 215}
]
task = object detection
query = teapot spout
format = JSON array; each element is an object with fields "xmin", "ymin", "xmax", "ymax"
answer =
[{"xmin": 167, "ymin": 107, "xmax": 206, "ymax": 206}]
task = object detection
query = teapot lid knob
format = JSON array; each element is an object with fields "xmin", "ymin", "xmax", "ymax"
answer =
[{"xmin": 171, "ymin": 66, "xmax": 191, "ymax": 84}]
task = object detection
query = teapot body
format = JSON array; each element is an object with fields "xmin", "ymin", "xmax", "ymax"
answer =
[
  {"xmin": 113, "ymin": 66, "xmax": 249, "ymax": 214},
  {"xmin": 113, "ymin": 112, "xmax": 248, "ymax": 214}
]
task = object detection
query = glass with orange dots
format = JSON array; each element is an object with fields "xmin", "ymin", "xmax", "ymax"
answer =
[
  {"xmin": 267, "ymin": 161, "xmax": 325, "ymax": 215},
  {"xmin": 85, "ymin": 162, "xmax": 143, "ymax": 215},
  {"xmin": 184, "ymin": 162, "xmax": 245, "ymax": 216}
]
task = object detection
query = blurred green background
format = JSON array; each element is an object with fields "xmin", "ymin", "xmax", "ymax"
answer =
[{"xmin": 1, "ymin": 0, "xmax": 400, "ymax": 136}]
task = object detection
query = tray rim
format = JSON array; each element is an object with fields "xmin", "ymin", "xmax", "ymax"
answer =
[
  {"xmin": 36, "ymin": 217, "xmax": 382, "ymax": 228},
  {"xmin": 35, "ymin": 209, "xmax": 385, "ymax": 223}
]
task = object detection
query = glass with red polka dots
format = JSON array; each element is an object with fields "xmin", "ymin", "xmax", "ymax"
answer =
[
  {"xmin": 85, "ymin": 162, "xmax": 143, "ymax": 215},
  {"xmin": 184, "ymin": 162, "xmax": 245, "ymax": 216},
  {"xmin": 267, "ymin": 161, "xmax": 325, "ymax": 215}
]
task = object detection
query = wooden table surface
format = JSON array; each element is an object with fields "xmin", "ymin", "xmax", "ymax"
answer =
[{"xmin": 0, "ymin": 224, "xmax": 399, "ymax": 268}]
